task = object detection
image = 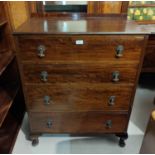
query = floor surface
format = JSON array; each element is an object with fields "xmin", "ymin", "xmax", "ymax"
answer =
[{"xmin": 12, "ymin": 74, "xmax": 155, "ymax": 154}]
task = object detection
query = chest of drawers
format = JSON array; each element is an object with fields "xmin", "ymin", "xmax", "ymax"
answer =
[{"xmin": 14, "ymin": 17, "xmax": 148, "ymax": 147}]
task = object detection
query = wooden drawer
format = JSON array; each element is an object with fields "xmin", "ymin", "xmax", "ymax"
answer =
[
  {"xmin": 22, "ymin": 62, "xmax": 138, "ymax": 84},
  {"xmin": 29, "ymin": 112, "xmax": 128, "ymax": 133},
  {"xmin": 17, "ymin": 35, "xmax": 144, "ymax": 62},
  {"xmin": 25, "ymin": 83, "xmax": 133, "ymax": 112}
]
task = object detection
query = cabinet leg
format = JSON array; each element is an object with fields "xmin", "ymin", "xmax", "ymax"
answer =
[
  {"xmin": 29, "ymin": 135, "xmax": 39, "ymax": 146},
  {"xmin": 116, "ymin": 133, "xmax": 128, "ymax": 147},
  {"xmin": 32, "ymin": 138, "xmax": 39, "ymax": 146}
]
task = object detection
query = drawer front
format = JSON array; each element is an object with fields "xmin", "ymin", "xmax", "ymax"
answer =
[
  {"xmin": 22, "ymin": 63, "xmax": 138, "ymax": 84},
  {"xmin": 25, "ymin": 83, "xmax": 133, "ymax": 112},
  {"xmin": 18, "ymin": 35, "xmax": 144, "ymax": 62},
  {"xmin": 29, "ymin": 112, "xmax": 128, "ymax": 133}
]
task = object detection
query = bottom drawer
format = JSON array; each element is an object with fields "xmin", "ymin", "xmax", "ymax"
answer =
[{"xmin": 29, "ymin": 112, "xmax": 128, "ymax": 133}]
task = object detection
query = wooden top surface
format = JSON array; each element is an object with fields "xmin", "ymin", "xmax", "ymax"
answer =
[{"xmin": 13, "ymin": 16, "xmax": 152, "ymax": 35}]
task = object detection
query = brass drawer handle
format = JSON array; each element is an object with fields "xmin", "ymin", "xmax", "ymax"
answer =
[
  {"xmin": 109, "ymin": 96, "xmax": 116, "ymax": 106},
  {"xmin": 116, "ymin": 45, "xmax": 124, "ymax": 58},
  {"xmin": 112, "ymin": 71, "xmax": 120, "ymax": 82},
  {"xmin": 105, "ymin": 120, "xmax": 112, "ymax": 128},
  {"xmin": 37, "ymin": 45, "xmax": 46, "ymax": 58},
  {"xmin": 40, "ymin": 71, "xmax": 48, "ymax": 82},
  {"xmin": 44, "ymin": 95, "xmax": 51, "ymax": 105},
  {"xmin": 47, "ymin": 119, "xmax": 52, "ymax": 128}
]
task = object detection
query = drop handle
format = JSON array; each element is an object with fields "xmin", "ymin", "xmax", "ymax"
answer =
[
  {"xmin": 115, "ymin": 45, "xmax": 124, "ymax": 58},
  {"xmin": 105, "ymin": 120, "xmax": 112, "ymax": 128},
  {"xmin": 112, "ymin": 71, "xmax": 120, "ymax": 82},
  {"xmin": 44, "ymin": 95, "xmax": 51, "ymax": 105},
  {"xmin": 37, "ymin": 45, "xmax": 46, "ymax": 58},
  {"xmin": 109, "ymin": 96, "xmax": 116, "ymax": 106},
  {"xmin": 47, "ymin": 120, "xmax": 52, "ymax": 128},
  {"xmin": 40, "ymin": 71, "xmax": 48, "ymax": 82}
]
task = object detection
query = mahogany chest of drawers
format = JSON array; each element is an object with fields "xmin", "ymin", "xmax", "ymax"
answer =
[{"xmin": 14, "ymin": 17, "xmax": 149, "ymax": 147}]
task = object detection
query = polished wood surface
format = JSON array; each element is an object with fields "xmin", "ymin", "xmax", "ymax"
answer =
[
  {"xmin": 23, "ymin": 63, "xmax": 138, "ymax": 84},
  {"xmin": 121, "ymin": 2, "xmax": 129, "ymax": 14},
  {"xmin": 14, "ymin": 17, "xmax": 148, "ymax": 146},
  {"xmin": 17, "ymin": 35, "xmax": 144, "ymax": 62},
  {"xmin": 26, "ymin": 83, "xmax": 133, "ymax": 112},
  {"xmin": 143, "ymin": 35, "xmax": 155, "ymax": 72},
  {"xmin": 6, "ymin": 1, "xmax": 29, "ymax": 29},
  {"xmin": 87, "ymin": 1, "xmax": 105, "ymax": 14},
  {"xmin": 29, "ymin": 112, "xmax": 128, "ymax": 133},
  {"xmin": 102, "ymin": 1, "xmax": 122, "ymax": 14},
  {"xmin": 0, "ymin": 2, "xmax": 25, "ymax": 153},
  {"xmin": 13, "ymin": 17, "xmax": 151, "ymax": 35}
]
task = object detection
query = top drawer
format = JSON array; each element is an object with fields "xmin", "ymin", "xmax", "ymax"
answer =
[{"xmin": 17, "ymin": 35, "xmax": 145, "ymax": 62}]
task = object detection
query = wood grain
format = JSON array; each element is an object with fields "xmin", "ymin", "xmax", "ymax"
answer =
[
  {"xmin": 103, "ymin": 1, "xmax": 122, "ymax": 14},
  {"xmin": 13, "ymin": 17, "xmax": 150, "ymax": 34},
  {"xmin": 25, "ymin": 83, "xmax": 133, "ymax": 112},
  {"xmin": 22, "ymin": 62, "xmax": 138, "ymax": 84},
  {"xmin": 0, "ymin": 3, "xmax": 25, "ymax": 151},
  {"xmin": 87, "ymin": 1, "xmax": 105, "ymax": 14},
  {"xmin": 29, "ymin": 112, "xmax": 128, "ymax": 133},
  {"xmin": 14, "ymin": 17, "xmax": 148, "ymax": 143},
  {"xmin": 18, "ymin": 35, "xmax": 144, "ymax": 62},
  {"xmin": 7, "ymin": 1, "xmax": 29, "ymax": 29}
]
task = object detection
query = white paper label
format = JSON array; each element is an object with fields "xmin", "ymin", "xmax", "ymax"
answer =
[{"xmin": 75, "ymin": 40, "xmax": 84, "ymax": 45}]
